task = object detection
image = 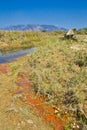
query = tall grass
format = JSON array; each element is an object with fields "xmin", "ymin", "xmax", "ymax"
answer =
[
  {"xmin": 22, "ymin": 36, "xmax": 87, "ymax": 128},
  {"xmin": 0, "ymin": 31, "xmax": 87, "ymax": 129}
]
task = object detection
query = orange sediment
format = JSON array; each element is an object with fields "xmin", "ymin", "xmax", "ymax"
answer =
[
  {"xmin": 0, "ymin": 64, "xmax": 9, "ymax": 74},
  {"xmin": 27, "ymin": 97, "xmax": 64, "ymax": 130},
  {"xmin": 17, "ymin": 77, "xmax": 64, "ymax": 130}
]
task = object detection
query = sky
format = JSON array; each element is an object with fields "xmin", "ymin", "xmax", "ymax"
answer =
[{"xmin": 0, "ymin": 0, "xmax": 87, "ymax": 29}]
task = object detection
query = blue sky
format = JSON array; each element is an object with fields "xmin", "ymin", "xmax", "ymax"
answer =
[{"xmin": 0, "ymin": 0, "xmax": 87, "ymax": 29}]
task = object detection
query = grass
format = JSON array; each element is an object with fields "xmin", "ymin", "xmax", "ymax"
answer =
[
  {"xmin": 0, "ymin": 31, "xmax": 87, "ymax": 129},
  {"xmin": 21, "ymin": 34, "xmax": 87, "ymax": 129},
  {"xmin": 0, "ymin": 64, "xmax": 53, "ymax": 130},
  {"xmin": 0, "ymin": 31, "xmax": 61, "ymax": 51}
]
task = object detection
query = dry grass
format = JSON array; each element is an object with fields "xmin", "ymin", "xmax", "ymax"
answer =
[
  {"xmin": 0, "ymin": 64, "xmax": 53, "ymax": 130},
  {"xmin": 21, "ymin": 35, "xmax": 87, "ymax": 129},
  {"xmin": 0, "ymin": 32, "xmax": 87, "ymax": 129}
]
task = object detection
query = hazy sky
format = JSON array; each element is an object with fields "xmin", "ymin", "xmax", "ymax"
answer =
[{"xmin": 0, "ymin": 0, "xmax": 87, "ymax": 29}]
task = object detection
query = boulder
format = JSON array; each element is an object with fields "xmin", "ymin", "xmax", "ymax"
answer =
[{"xmin": 64, "ymin": 29, "xmax": 74, "ymax": 39}]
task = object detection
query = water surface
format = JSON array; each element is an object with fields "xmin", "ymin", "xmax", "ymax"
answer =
[{"xmin": 0, "ymin": 48, "xmax": 36, "ymax": 64}]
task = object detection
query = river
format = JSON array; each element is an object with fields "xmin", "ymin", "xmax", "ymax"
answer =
[{"xmin": 0, "ymin": 48, "xmax": 36, "ymax": 64}]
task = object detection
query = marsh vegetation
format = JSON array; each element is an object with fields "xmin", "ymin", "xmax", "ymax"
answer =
[{"xmin": 0, "ymin": 31, "xmax": 87, "ymax": 129}]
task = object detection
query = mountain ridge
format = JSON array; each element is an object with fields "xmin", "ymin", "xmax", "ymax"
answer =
[{"xmin": 0, "ymin": 24, "xmax": 67, "ymax": 32}]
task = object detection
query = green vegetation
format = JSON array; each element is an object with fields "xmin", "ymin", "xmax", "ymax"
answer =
[
  {"xmin": 78, "ymin": 28, "xmax": 87, "ymax": 34},
  {"xmin": 22, "ymin": 34, "xmax": 87, "ymax": 129},
  {"xmin": 0, "ymin": 31, "xmax": 87, "ymax": 129},
  {"xmin": 0, "ymin": 31, "xmax": 44, "ymax": 51}
]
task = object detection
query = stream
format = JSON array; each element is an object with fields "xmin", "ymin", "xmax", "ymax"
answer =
[
  {"xmin": 0, "ymin": 48, "xmax": 37, "ymax": 64},
  {"xmin": 0, "ymin": 47, "xmax": 64, "ymax": 130}
]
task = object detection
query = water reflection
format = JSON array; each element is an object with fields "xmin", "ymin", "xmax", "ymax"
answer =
[{"xmin": 0, "ymin": 48, "xmax": 36, "ymax": 64}]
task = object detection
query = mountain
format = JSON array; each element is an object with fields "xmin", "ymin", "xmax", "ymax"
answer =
[{"xmin": 0, "ymin": 24, "xmax": 67, "ymax": 32}]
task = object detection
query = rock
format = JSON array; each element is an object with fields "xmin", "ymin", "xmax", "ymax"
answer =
[
  {"xmin": 27, "ymin": 119, "xmax": 34, "ymax": 124},
  {"xmin": 64, "ymin": 29, "xmax": 74, "ymax": 39}
]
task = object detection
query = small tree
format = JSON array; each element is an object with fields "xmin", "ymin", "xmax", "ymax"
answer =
[{"xmin": 42, "ymin": 30, "xmax": 46, "ymax": 32}]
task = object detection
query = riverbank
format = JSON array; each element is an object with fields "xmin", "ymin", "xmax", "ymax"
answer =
[
  {"xmin": 0, "ymin": 32, "xmax": 87, "ymax": 129},
  {"xmin": 0, "ymin": 56, "xmax": 64, "ymax": 130},
  {"xmin": 0, "ymin": 31, "xmax": 61, "ymax": 52},
  {"xmin": 18, "ymin": 36, "xmax": 87, "ymax": 129}
]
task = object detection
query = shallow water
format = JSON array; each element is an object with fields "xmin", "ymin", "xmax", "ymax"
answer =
[{"xmin": 0, "ymin": 48, "xmax": 36, "ymax": 64}]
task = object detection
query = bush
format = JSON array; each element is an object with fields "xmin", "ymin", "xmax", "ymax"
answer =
[{"xmin": 75, "ymin": 51, "xmax": 87, "ymax": 67}]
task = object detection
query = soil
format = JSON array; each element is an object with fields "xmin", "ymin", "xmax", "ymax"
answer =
[{"xmin": 0, "ymin": 63, "xmax": 64, "ymax": 130}]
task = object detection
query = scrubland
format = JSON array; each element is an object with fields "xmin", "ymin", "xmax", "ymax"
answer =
[{"xmin": 0, "ymin": 31, "xmax": 87, "ymax": 130}]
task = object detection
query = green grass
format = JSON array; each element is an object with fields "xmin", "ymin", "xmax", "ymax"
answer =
[
  {"xmin": 21, "ymin": 35, "xmax": 87, "ymax": 129},
  {"xmin": 0, "ymin": 31, "xmax": 61, "ymax": 51},
  {"xmin": 0, "ymin": 31, "xmax": 87, "ymax": 129},
  {"xmin": 0, "ymin": 31, "xmax": 41, "ymax": 51}
]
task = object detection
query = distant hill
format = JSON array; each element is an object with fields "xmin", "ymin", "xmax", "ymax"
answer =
[{"xmin": 0, "ymin": 24, "xmax": 67, "ymax": 32}]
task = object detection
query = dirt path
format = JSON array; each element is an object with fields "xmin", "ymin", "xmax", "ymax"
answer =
[{"xmin": 0, "ymin": 64, "xmax": 64, "ymax": 130}]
